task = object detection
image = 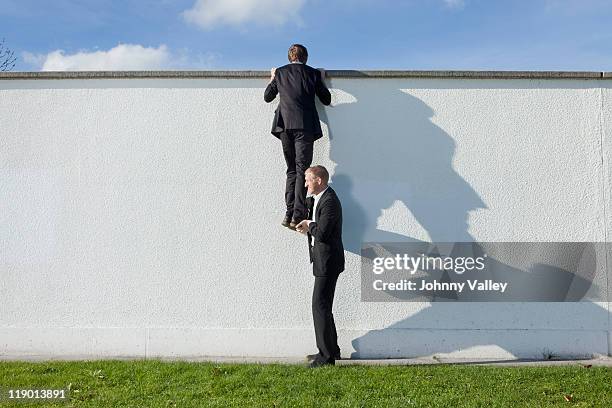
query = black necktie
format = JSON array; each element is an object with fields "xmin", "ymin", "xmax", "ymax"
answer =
[{"xmin": 306, "ymin": 196, "xmax": 315, "ymax": 220}]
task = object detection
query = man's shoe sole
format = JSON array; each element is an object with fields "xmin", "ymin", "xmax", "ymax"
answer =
[{"xmin": 289, "ymin": 219, "xmax": 306, "ymax": 231}]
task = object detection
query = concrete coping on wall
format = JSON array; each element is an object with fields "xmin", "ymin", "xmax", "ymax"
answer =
[{"xmin": 1, "ymin": 70, "xmax": 612, "ymax": 80}]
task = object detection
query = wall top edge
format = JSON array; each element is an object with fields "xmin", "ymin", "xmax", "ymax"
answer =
[{"xmin": 0, "ymin": 70, "xmax": 608, "ymax": 80}]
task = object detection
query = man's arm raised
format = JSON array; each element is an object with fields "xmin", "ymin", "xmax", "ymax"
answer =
[{"xmin": 264, "ymin": 68, "xmax": 278, "ymax": 102}]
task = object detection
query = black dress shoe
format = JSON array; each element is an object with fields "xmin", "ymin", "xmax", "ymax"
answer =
[
  {"xmin": 289, "ymin": 218, "xmax": 304, "ymax": 231},
  {"xmin": 306, "ymin": 352, "xmax": 340, "ymax": 362},
  {"xmin": 281, "ymin": 216, "xmax": 292, "ymax": 228},
  {"xmin": 306, "ymin": 353, "xmax": 320, "ymax": 362},
  {"xmin": 308, "ymin": 358, "xmax": 335, "ymax": 368}
]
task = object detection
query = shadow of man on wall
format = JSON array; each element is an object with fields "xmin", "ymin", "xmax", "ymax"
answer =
[{"xmin": 316, "ymin": 78, "xmax": 608, "ymax": 360}]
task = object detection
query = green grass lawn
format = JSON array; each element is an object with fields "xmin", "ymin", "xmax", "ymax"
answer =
[{"xmin": 1, "ymin": 359, "xmax": 611, "ymax": 407}]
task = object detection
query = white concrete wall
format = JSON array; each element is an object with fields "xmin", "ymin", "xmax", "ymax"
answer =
[{"xmin": 1, "ymin": 76, "xmax": 611, "ymax": 359}]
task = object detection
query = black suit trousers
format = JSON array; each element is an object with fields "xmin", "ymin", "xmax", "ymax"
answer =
[
  {"xmin": 312, "ymin": 274, "xmax": 340, "ymax": 362},
  {"xmin": 280, "ymin": 130, "xmax": 313, "ymax": 221}
]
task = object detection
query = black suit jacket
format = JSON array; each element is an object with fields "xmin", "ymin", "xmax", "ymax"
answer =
[
  {"xmin": 306, "ymin": 187, "xmax": 345, "ymax": 277},
  {"xmin": 264, "ymin": 63, "xmax": 331, "ymax": 140}
]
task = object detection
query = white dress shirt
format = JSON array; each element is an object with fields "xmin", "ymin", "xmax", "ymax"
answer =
[{"xmin": 310, "ymin": 186, "xmax": 329, "ymax": 245}]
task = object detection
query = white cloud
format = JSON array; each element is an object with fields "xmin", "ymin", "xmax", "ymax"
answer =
[
  {"xmin": 443, "ymin": 0, "xmax": 465, "ymax": 9},
  {"xmin": 22, "ymin": 44, "xmax": 219, "ymax": 71},
  {"xmin": 182, "ymin": 0, "xmax": 306, "ymax": 30}
]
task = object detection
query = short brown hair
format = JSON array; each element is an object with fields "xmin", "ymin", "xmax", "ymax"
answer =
[
  {"xmin": 307, "ymin": 165, "xmax": 329, "ymax": 184},
  {"xmin": 288, "ymin": 44, "xmax": 308, "ymax": 63}
]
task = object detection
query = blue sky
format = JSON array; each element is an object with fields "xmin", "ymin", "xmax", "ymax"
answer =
[{"xmin": 2, "ymin": 0, "xmax": 612, "ymax": 71}]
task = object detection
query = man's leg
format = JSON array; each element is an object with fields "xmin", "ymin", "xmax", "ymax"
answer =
[
  {"xmin": 312, "ymin": 274, "xmax": 340, "ymax": 363},
  {"xmin": 280, "ymin": 131, "xmax": 297, "ymax": 220},
  {"xmin": 292, "ymin": 131, "xmax": 314, "ymax": 221},
  {"xmin": 328, "ymin": 275, "xmax": 340, "ymax": 357}
]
